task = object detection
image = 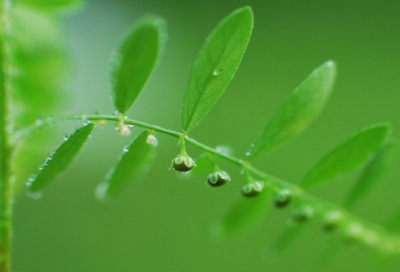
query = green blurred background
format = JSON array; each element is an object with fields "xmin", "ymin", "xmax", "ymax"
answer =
[{"xmin": 12, "ymin": 0, "xmax": 400, "ymax": 271}]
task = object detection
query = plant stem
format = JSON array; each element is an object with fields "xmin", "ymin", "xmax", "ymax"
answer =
[
  {"xmin": 29, "ymin": 113, "xmax": 400, "ymax": 255},
  {"xmin": 0, "ymin": 0, "xmax": 11, "ymax": 271}
]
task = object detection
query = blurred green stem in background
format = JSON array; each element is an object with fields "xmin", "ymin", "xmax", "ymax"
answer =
[{"xmin": 0, "ymin": 0, "xmax": 12, "ymax": 271}]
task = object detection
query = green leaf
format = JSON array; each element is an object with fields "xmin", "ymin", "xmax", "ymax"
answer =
[
  {"xmin": 345, "ymin": 139, "xmax": 398, "ymax": 208},
  {"xmin": 28, "ymin": 123, "xmax": 94, "ymax": 193},
  {"xmin": 182, "ymin": 7, "xmax": 253, "ymax": 132},
  {"xmin": 248, "ymin": 61, "xmax": 337, "ymax": 161},
  {"xmin": 97, "ymin": 131, "xmax": 156, "ymax": 198},
  {"xmin": 212, "ymin": 190, "xmax": 271, "ymax": 238},
  {"xmin": 301, "ymin": 124, "xmax": 392, "ymax": 188},
  {"xmin": 111, "ymin": 16, "xmax": 167, "ymax": 114}
]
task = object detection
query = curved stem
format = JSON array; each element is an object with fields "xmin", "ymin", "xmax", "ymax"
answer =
[{"xmin": 27, "ymin": 113, "xmax": 400, "ymax": 255}]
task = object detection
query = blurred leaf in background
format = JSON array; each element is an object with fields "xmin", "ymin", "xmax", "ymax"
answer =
[{"xmin": 9, "ymin": 2, "xmax": 83, "ymax": 195}]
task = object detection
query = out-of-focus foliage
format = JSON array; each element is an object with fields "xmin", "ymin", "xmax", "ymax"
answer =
[
  {"xmin": 9, "ymin": 2, "xmax": 77, "ymax": 194},
  {"xmin": 14, "ymin": 0, "xmax": 85, "ymax": 13},
  {"xmin": 345, "ymin": 139, "xmax": 399, "ymax": 208},
  {"xmin": 248, "ymin": 61, "xmax": 336, "ymax": 161},
  {"xmin": 9, "ymin": 4, "xmax": 69, "ymax": 126},
  {"xmin": 111, "ymin": 16, "xmax": 167, "ymax": 115},
  {"xmin": 212, "ymin": 190, "xmax": 272, "ymax": 238},
  {"xmin": 97, "ymin": 131, "xmax": 157, "ymax": 198},
  {"xmin": 301, "ymin": 124, "xmax": 391, "ymax": 188}
]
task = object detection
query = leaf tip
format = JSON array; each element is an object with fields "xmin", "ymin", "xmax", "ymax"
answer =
[{"xmin": 235, "ymin": 6, "xmax": 254, "ymax": 22}]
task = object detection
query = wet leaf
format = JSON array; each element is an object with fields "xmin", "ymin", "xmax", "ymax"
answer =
[
  {"xmin": 28, "ymin": 123, "xmax": 94, "ymax": 193},
  {"xmin": 182, "ymin": 7, "xmax": 253, "ymax": 132}
]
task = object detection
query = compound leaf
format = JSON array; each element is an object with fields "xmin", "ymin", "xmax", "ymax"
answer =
[
  {"xmin": 182, "ymin": 7, "xmax": 253, "ymax": 132},
  {"xmin": 345, "ymin": 139, "xmax": 398, "ymax": 208},
  {"xmin": 248, "ymin": 61, "xmax": 337, "ymax": 161},
  {"xmin": 97, "ymin": 131, "xmax": 156, "ymax": 198},
  {"xmin": 111, "ymin": 16, "xmax": 167, "ymax": 114},
  {"xmin": 301, "ymin": 124, "xmax": 392, "ymax": 188},
  {"xmin": 212, "ymin": 190, "xmax": 271, "ymax": 238},
  {"xmin": 28, "ymin": 123, "xmax": 95, "ymax": 193}
]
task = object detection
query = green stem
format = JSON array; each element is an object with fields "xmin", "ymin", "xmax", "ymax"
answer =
[
  {"xmin": 0, "ymin": 0, "xmax": 11, "ymax": 271},
  {"xmin": 26, "ymin": 114, "xmax": 400, "ymax": 255},
  {"xmin": 179, "ymin": 137, "xmax": 188, "ymax": 157}
]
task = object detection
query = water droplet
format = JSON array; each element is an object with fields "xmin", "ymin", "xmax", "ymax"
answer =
[
  {"xmin": 28, "ymin": 175, "xmax": 36, "ymax": 182},
  {"xmin": 95, "ymin": 183, "xmax": 108, "ymax": 200},
  {"xmin": 113, "ymin": 111, "xmax": 120, "ymax": 116},
  {"xmin": 123, "ymin": 146, "xmax": 129, "ymax": 152},
  {"xmin": 213, "ymin": 68, "xmax": 223, "ymax": 76},
  {"xmin": 43, "ymin": 160, "xmax": 50, "ymax": 166},
  {"xmin": 39, "ymin": 165, "xmax": 44, "ymax": 170},
  {"xmin": 128, "ymin": 124, "xmax": 134, "ymax": 128},
  {"xmin": 81, "ymin": 115, "xmax": 87, "ymax": 121},
  {"xmin": 26, "ymin": 175, "xmax": 36, "ymax": 185},
  {"xmin": 168, "ymin": 167, "xmax": 172, "ymax": 171},
  {"xmin": 47, "ymin": 153, "xmax": 54, "ymax": 160},
  {"xmin": 35, "ymin": 118, "xmax": 43, "ymax": 126},
  {"xmin": 26, "ymin": 191, "xmax": 43, "ymax": 200},
  {"xmin": 246, "ymin": 151, "xmax": 250, "ymax": 156},
  {"xmin": 89, "ymin": 134, "xmax": 92, "ymax": 138},
  {"xmin": 64, "ymin": 134, "xmax": 70, "ymax": 140},
  {"xmin": 109, "ymin": 52, "xmax": 122, "ymax": 68}
]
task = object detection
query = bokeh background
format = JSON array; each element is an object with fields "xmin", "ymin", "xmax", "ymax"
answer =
[{"xmin": 12, "ymin": 0, "xmax": 400, "ymax": 271}]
